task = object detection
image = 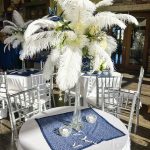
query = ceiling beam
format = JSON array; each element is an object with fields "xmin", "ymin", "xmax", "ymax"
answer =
[{"xmin": 98, "ymin": 3, "xmax": 150, "ymax": 13}]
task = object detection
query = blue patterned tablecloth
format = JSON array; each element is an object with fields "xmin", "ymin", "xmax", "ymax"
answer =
[
  {"xmin": 82, "ymin": 72, "xmax": 111, "ymax": 77},
  {"xmin": 0, "ymin": 42, "xmax": 22, "ymax": 71},
  {"xmin": 35, "ymin": 108, "xmax": 125, "ymax": 150},
  {"xmin": 7, "ymin": 69, "xmax": 40, "ymax": 76}
]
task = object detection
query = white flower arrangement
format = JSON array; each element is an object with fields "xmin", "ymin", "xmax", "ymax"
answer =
[
  {"xmin": 1, "ymin": 10, "xmax": 32, "ymax": 51},
  {"xmin": 21, "ymin": 0, "xmax": 138, "ymax": 91}
]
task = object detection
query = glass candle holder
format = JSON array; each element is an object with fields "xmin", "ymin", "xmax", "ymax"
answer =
[
  {"xmin": 86, "ymin": 114, "xmax": 97, "ymax": 124},
  {"xmin": 59, "ymin": 125, "xmax": 72, "ymax": 137}
]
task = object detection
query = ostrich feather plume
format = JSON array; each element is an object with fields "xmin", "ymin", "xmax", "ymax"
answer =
[
  {"xmin": 96, "ymin": 0, "xmax": 114, "ymax": 8},
  {"xmin": 116, "ymin": 14, "xmax": 139, "ymax": 26},
  {"xmin": 56, "ymin": 47, "xmax": 82, "ymax": 91},
  {"xmin": 24, "ymin": 19, "xmax": 56, "ymax": 40},
  {"xmin": 1, "ymin": 10, "xmax": 32, "ymax": 50},
  {"xmin": 1, "ymin": 26, "xmax": 17, "ymax": 34},
  {"xmin": 93, "ymin": 12, "xmax": 126, "ymax": 29},
  {"xmin": 22, "ymin": 0, "xmax": 138, "ymax": 91},
  {"xmin": 105, "ymin": 36, "xmax": 117, "ymax": 56},
  {"xmin": 13, "ymin": 10, "xmax": 25, "ymax": 28},
  {"xmin": 3, "ymin": 20, "xmax": 17, "ymax": 27},
  {"xmin": 43, "ymin": 55, "xmax": 55, "ymax": 80}
]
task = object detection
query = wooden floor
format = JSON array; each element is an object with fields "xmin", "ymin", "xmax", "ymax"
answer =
[{"xmin": 0, "ymin": 73, "xmax": 150, "ymax": 150}]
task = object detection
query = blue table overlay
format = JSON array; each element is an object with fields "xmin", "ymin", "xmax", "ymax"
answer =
[
  {"xmin": 83, "ymin": 72, "xmax": 111, "ymax": 77},
  {"xmin": 7, "ymin": 69, "xmax": 39, "ymax": 76},
  {"xmin": 35, "ymin": 108, "xmax": 125, "ymax": 150},
  {"xmin": 0, "ymin": 42, "xmax": 22, "ymax": 70}
]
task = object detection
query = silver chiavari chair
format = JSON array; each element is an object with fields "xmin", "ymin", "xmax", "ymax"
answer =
[
  {"xmin": 7, "ymin": 87, "xmax": 40, "ymax": 140},
  {"xmin": 119, "ymin": 66, "xmax": 144, "ymax": 133},
  {"xmin": 65, "ymin": 87, "xmax": 76, "ymax": 106},
  {"xmin": 105, "ymin": 88, "xmax": 139, "ymax": 133},
  {"xmin": 0, "ymin": 72, "xmax": 8, "ymax": 97},
  {"xmin": 0, "ymin": 72, "xmax": 8, "ymax": 119},
  {"xmin": 88, "ymin": 75, "xmax": 123, "ymax": 110},
  {"xmin": 31, "ymin": 73, "xmax": 55, "ymax": 110}
]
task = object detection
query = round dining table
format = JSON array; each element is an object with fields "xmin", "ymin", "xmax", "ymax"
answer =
[{"xmin": 18, "ymin": 106, "xmax": 130, "ymax": 150}]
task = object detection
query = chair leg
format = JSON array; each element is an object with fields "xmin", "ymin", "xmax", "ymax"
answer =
[
  {"xmin": 134, "ymin": 98, "xmax": 140, "ymax": 133},
  {"xmin": 68, "ymin": 96, "xmax": 72, "ymax": 106},
  {"xmin": 52, "ymin": 92, "xmax": 55, "ymax": 107},
  {"xmin": 43, "ymin": 104, "xmax": 46, "ymax": 111}
]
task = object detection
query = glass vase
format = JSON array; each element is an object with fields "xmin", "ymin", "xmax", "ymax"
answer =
[{"xmin": 71, "ymin": 78, "xmax": 82, "ymax": 131}]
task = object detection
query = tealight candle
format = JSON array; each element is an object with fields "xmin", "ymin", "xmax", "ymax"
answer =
[
  {"xmin": 59, "ymin": 126, "xmax": 72, "ymax": 137},
  {"xmin": 86, "ymin": 114, "xmax": 97, "ymax": 124}
]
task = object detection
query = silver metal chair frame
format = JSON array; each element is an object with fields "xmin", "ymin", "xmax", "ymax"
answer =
[
  {"xmin": 107, "ymin": 89, "xmax": 139, "ymax": 133},
  {"xmin": 7, "ymin": 87, "xmax": 40, "ymax": 139},
  {"xmin": 95, "ymin": 75, "xmax": 123, "ymax": 110},
  {"xmin": 120, "ymin": 66, "xmax": 144, "ymax": 133},
  {"xmin": 0, "ymin": 72, "xmax": 9, "ymax": 119},
  {"xmin": 31, "ymin": 73, "xmax": 55, "ymax": 110}
]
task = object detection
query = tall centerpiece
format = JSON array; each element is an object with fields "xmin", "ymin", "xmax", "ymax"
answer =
[
  {"xmin": 1, "ymin": 10, "xmax": 32, "ymax": 51},
  {"xmin": 20, "ymin": 0, "xmax": 138, "ymax": 130},
  {"xmin": 1, "ymin": 10, "xmax": 32, "ymax": 69}
]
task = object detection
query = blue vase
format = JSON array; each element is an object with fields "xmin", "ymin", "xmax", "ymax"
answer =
[{"xmin": 82, "ymin": 56, "xmax": 90, "ymax": 73}]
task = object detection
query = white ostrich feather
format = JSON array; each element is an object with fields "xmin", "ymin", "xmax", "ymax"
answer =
[
  {"xmin": 4, "ymin": 34, "xmax": 23, "ymax": 50},
  {"xmin": 23, "ymin": 20, "xmax": 33, "ymax": 28},
  {"xmin": 105, "ymin": 36, "xmax": 117, "ymax": 56},
  {"xmin": 23, "ymin": 31, "xmax": 58, "ymax": 58},
  {"xmin": 88, "ymin": 42, "xmax": 114, "ymax": 72},
  {"xmin": 24, "ymin": 19, "xmax": 56, "ymax": 40},
  {"xmin": 1, "ymin": 10, "xmax": 32, "ymax": 51},
  {"xmin": 93, "ymin": 12, "xmax": 126, "ymax": 29},
  {"xmin": 4, "ymin": 36, "xmax": 17, "ymax": 45},
  {"xmin": 43, "ymin": 55, "xmax": 55, "ymax": 80},
  {"xmin": 23, "ymin": 38, "xmax": 50, "ymax": 58},
  {"xmin": 13, "ymin": 10, "xmax": 25, "ymax": 28},
  {"xmin": 43, "ymin": 48, "xmax": 61, "ymax": 80},
  {"xmin": 64, "ymin": 7, "xmax": 93, "ymax": 25},
  {"xmin": 56, "ymin": 47, "xmax": 82, "ymax": 91},
  {"xmin": 116, "ymin": 14, "xmax": 138, "ymax": 26},
  {"xmin": 1, "ymin": 26, "xmax": 17, "ymax": 34},
  {"xmin": 12, "ymin": 40, "xmax": 21, "ymax": 49},
  {"xmin": 58, "ymin": 0, "xmax": 94, "ymax": 24},
  {"xmin": 4, "ymin": 44, "xmax": 11, "ymax": 51},
  {"xmin": 4, "ymin": 36, "xmax": 17, "ymax": 51},
  {"xmin": 58, "ymin": 0, "xmax": 95, "ymax": 13},
  {"xmin": 50, "ymin": 48, "xmax": 61, "ymax": 63},
  {"xmin": 3, "ymin": 20, "xmax": 17, "ymax": 27},
  {"xmin": 96, "ymin": 0, "xmax": 114, "ymax": 8}
]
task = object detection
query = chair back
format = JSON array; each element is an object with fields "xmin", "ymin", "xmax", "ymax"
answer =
[
  {"xmin": 113, "ymin": 89, "xmax": 139, "ymax": 133},
  {"xmin": 31, "ymin": 73, "xmax": 53, "ymax": 109},
  {"xmin": 96, "ymin": 75, "xmax": 123, "ymax": 110},
  {"xmin": 7, "ymin": 87, "xmax": 40, "ymax": 138},
  {"xmin": 137, "ymin": 67, "xmax": 144, "ymax": 95},
  {"xmin": 0, "ymin": 72, "xmax": 8, "ymax": 97},
  {"xmin": 31, "ymin": 73, "xmax": 47, "ymax": 97}
]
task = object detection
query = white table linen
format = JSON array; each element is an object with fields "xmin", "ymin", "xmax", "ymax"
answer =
[
  {"xmin": 7, "ymin": 69, "xmax": 41, "ymax": 92},
  {"xmin": 18, "ymin": 106, "xmax": 130, "ymax": 150}
]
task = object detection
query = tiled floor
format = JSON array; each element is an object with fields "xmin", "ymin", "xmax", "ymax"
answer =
[{"xmin": 0, "ymin": 73, "xmax": 150, "ymax": 150}]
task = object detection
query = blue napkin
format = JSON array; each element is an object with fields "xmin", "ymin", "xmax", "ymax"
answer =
[{"xmin": 35, "ymin": 108, "xmax": 125, "ymax": 150}]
